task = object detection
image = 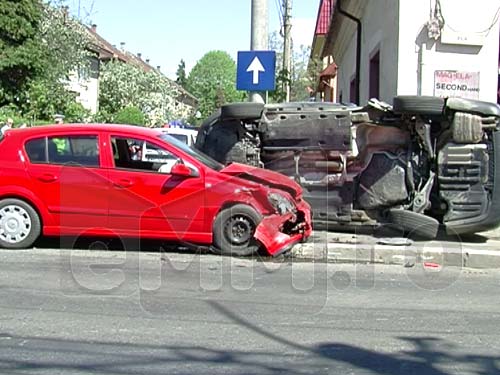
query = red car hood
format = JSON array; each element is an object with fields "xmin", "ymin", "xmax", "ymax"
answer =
[{"xmin": 220, "ymin": 163, "xmax": 302, "ymax": 198}]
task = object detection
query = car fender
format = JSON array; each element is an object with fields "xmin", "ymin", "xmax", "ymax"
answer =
[{"xmin": 0, "ymin": 186, "xmax": 53, "ymax": 226}]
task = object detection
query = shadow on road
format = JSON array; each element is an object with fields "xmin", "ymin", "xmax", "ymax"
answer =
[
  {"xmin": 33, "ymin": 235, "xmax": 209, "ymax": 255},
  {"xmin": 1, "ymin": 302, "xmax": 498, "ymax": 374}
]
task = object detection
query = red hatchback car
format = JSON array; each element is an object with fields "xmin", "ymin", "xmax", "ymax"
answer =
[{"xmin": 0, "ymin": 124, "xmax": 311, "ymax": 256}]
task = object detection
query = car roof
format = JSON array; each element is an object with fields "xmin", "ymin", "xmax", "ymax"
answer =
[
  {"xmin": 5, "ymin": 124, "xmax": 163, "ymax": 138},
  {"xmin": 161, "ymin": 128, "xmax": 198, "ymax": 135}
]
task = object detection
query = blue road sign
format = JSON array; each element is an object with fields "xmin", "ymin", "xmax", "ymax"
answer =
[{"xmin": 236, "ymin": 51, "xmax": 276, "ymax": 91}]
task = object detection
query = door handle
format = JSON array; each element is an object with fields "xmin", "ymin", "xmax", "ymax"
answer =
[
  {"xmin": 113, "ymin": 179, "xmax": 134, "ymax": 188},
  {"xmin": 37, "ymin": 174, "xmax": 58, "ymax": 183}
]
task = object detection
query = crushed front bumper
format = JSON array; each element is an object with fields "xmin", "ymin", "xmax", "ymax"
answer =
[{"xmin": 254, "ymin": 199, "xmax": 312, "ymax": 256}]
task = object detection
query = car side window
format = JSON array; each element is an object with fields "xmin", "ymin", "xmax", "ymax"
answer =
[
  {"xmin": 25, "ymin": 138, "xmax": 47, "ymax": 163},
  {"xmin": 47, "ymin": 136, "xmax": 99, "ymax": 166},
  {"xmin": 111, "ymin": 136, "xmax": 178, "ymax": 173}
]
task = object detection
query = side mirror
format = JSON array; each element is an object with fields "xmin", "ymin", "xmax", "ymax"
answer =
[{"xmin": 171, "ymin": 163, "xmax": 198, "ymax": 177}]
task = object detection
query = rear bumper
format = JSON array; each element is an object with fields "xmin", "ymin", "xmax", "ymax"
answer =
[
  {"xmin": 254, "ymin": 199, "xmax": 312, "ymax": 256},
  {"xmin": 445, "ymin": 131, "xmax": 500, "ymax": 235}
]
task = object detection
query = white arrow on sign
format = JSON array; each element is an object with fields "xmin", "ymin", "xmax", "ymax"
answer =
[{"xmin": 246, "ymin": 56, "xmax": 265, "ymax": 84}]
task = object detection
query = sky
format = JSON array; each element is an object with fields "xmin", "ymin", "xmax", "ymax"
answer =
[{"xmin": 67, "ymin": 0, "xmax": 319, "ymax": 79}]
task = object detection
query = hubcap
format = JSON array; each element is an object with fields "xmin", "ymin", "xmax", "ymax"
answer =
[
  {"xmin": 0, "ymin": 205, "xmax": 32, "ymax": 244},
  {"xmin": 225, "ymin": 215, "xmax": 254, "ymax": 245}
]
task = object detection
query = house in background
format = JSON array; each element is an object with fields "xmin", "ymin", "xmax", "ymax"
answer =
[
  {"xmin": 310, "ymin": 0, "xmax": 337, "ymax": 102},
  {"xmin": 67, "ymin": 24, "xmax": 198, "ymax": 119},
  {"xmin": 311, "ymin": 0, "xmax": 500, "ymax": 105}
]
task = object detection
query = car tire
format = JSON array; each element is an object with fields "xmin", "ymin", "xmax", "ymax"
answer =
[
  {"xmin": 0, "ymin": 198, "xmax": 41, "ymax": 249},
  {"xmin": 387, "ymin": 208, "xmax": 439, "ymax": 240},
  {"xmin": 220, "ymin": 103, "xmax": 264, "ymax": 120},
  {"xmin": 393, "ymin": 96, "xmax": 445, "ymax": 116},
  {"xmin": 213, "ymin": 204, "xmax": 263, "ymax": 256}
]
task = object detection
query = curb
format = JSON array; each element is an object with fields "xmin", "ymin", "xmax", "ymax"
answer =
[{"xmin": 291, "ymin": 238, "xmax": 500, "ymax": 269}]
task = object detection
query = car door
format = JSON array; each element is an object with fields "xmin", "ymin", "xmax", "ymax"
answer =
[
  {"xmin": 105, "ymin": 134, "xmax": 207, "ymax": 242},
  {"xmin": 24, "ymin": 133, "xmax": 109, "ymax": 233}
]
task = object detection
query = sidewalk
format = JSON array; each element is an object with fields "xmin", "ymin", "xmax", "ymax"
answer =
[{"xmin": 290, "ymin": 227, "xmax": 500, "ymax": 269}]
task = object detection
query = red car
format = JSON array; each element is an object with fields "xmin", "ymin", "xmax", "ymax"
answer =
[{"xmin": 0, "ymin": 124, "xmax": 311, "ymax": 256}]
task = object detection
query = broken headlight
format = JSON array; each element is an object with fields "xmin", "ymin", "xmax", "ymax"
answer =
[{"xmin": 268, "ymin": 192, "xmax": 296, "ymax": 215}]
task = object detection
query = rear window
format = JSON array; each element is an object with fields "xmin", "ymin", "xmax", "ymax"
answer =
[{"xmin": 25, "ymin": 136, "xmax": 99, "ymax": 166}]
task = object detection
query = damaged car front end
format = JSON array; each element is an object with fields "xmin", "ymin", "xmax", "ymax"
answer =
[{"xmin": 212, "ymin": 162, "xmax": 312, "ymax": 256}]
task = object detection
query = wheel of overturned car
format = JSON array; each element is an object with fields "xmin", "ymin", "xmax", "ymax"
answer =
[
  {"xmin": 387, "ymin": 209, "xmax": 439, "ymax": 240},
  {"xmin": 213, "ymin": 204, "xmax": 263, "ymax": 256},
  {"xmin": 221, "ymin": 102, "xmax": 264, "ymax": 120},
  {"xmin": 0, "ymin": 198, "xmax": 41, "ymax": 249},
  {"xmin": 393, "ymin": 96, "xmax": 445, "ymax": 116}
]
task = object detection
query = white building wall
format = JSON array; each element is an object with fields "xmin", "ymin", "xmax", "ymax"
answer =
[
  {"xmin": 66, "ymin": 73, "xmax": 99, "ymax": 115},
  {"xmin": 360, "ymin": 0, "xmax": 399, "ymax": 103},
  {"xmin": 335, "ymin": 32, "xmax": 357, "ymax": 103},
  {"xmin": 334, "ymin": 0, "xmax": 500, "ymax": 104},
  {"xmin": 398, "ymin": 0, "xmax": 500, "ymax": 102},
  {"xmin": 76, "ymin": 77, "xmax": 99, "ymax": 115},
  {"xmin": 335, "ymin": 0, "xmax": 399, "ymax": 104}
]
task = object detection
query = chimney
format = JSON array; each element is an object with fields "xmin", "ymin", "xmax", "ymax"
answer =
[
  {"xmin": 91, "ymin": 24, "xmax": 97, "ymax": 33},
  {"xmin": 156, "ymin": 65, "xmax": 161, "ymax": 71},
  {"xmin": 146, "ymin": 59, "xmax": 150, "ymax": 64},
  {"xmin": 137, "ymin": 53, "xmax": 142, "ymax": 59},
  {"xmin": 120, "ymin": 42, "xmax": 125, "ymax": 51}
]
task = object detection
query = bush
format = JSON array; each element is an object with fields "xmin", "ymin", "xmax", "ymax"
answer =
[
  {"xmin": 64, "ymin": 102, "xmax": 91, "ymax": 123},
  {"xmin": 92, "ymin": 109, "xmax": 114, "ymax": 123},
  {"xmin": 0, "ymin": 105, "xmax": 30, "ymax": 127},
  {"xmin": 113, "ymin": 106, "xmax": 145, "ymax": 126}
]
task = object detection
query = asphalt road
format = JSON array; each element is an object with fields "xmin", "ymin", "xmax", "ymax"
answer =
[{"xmin": 0, "ymin": 248, "xmax": 499, "ymax": 375}]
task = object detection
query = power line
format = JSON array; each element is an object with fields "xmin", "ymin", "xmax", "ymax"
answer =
[{"xmin": 274, "ymin": 0, "xmax": 284, "ymax": 31}]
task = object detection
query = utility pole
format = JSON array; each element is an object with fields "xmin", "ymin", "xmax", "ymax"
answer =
[
  {"xmin": 250, "ymin": 0, "xmax": 268, "ymax": 103},
  {"xmin": 283, "ymin": 0, "xmax": 292, "ymax": 102}
]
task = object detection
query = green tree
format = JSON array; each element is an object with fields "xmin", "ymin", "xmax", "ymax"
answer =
[
  {"xmin": 0, "ymin": 0, "xmax": 93, "ymax": 121},
  {"xmin": 98, "ymin": 60, "xmax": 181, "ymax": 126},
  {"xmin": 268, "ymin": 31, "xmax": 315, "ymax": 102},
  {"xmin": 24, "ymin": 2, "xmax": 92, "ymax": 119},
  {"xmin": 0, "ymin": 0, "xmax": 43, "ymax": 106},
  {"xmin": 291, "ymin": 45, "xmax": 316, "ymax": 101},
  {"xmin": 176, "ymin": 59, "xmax": 187, "ymax": 88},
  {"xmin": 114, "ymin": 106, "xmax": 145, "ymax": 126},
  {"xmin": 186, "ymin": 50, "xmax": 244, "ymax": 118}
]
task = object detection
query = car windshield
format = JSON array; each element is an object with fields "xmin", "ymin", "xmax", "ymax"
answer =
[{"xmin": 158, "ymin": 133, "xmax": 223, "ymax": 171}]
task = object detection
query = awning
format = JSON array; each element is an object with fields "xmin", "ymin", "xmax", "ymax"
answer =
[{"xmin": 319, "ymin": 62, "xmax": 338, "ymax": 78}]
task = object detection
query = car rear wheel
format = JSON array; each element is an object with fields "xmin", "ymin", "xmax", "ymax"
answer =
[
  {"xmin": 213, "ymin": 204, "xmax": 263, "ymax": 256},
  {"xmin": 0, "ymin": 198, "xmax": 41, "ymax": 249}
]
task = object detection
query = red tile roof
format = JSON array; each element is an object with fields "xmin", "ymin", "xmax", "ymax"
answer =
[{"xmin": 315, "ymin": 0, "xmax": 335, "ymax": 35}]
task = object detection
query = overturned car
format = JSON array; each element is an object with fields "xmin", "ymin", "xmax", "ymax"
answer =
[{"xmin": 195, "ymin": 96, "xmax": 500, "ymax": 239}]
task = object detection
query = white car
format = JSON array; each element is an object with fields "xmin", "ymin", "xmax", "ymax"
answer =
[
  {"xmin": 160, "ymin": 127, "xmax": 198, "ymax": 147},
  {"xmin": 139, "ymin": 127, "xmax": 198, "ymax": 172}
]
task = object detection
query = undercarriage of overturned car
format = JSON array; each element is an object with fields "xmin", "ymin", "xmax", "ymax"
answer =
[{"xmin": 195, "ymin": 96, "xmax": 500, "ymax": 239}]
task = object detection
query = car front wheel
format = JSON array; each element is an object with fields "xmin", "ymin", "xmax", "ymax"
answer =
[
  {"xmin": 0, "ymin": 198, "xmax": 41, "ymax": 249},
  {"xmin": 213, "ymin": 204, "xmax": 263, "ymax": 256}
]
